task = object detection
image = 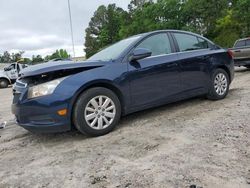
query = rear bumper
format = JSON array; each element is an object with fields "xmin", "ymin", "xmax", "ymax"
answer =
[{"xmin": 12, "ymin": 94, "xmax": 72, "ymax": 133}]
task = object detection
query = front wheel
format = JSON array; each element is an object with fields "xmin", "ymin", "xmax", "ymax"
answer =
[
  {"xmin": 207, "ymin": 69, "xmax": 229, "ymax": 100},
  {"xmin": 73, "ymin": 87, "xmax": 121, "ymax": 136}
]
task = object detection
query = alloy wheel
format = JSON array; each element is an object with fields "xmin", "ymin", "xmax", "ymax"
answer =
[
  {"xmin": 214, "ymin": 73, "xmax": 228, "ymax": 96},
  {"xmin": 84, "ymin": 95, "xmax": 116, "ymax": 130}
]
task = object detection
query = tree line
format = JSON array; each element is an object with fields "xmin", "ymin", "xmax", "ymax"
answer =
[
  {"xmin": 84, "ymin": 0, "xmax": 250, "ymax": 58},
  {"xmin": 0, "ymin": 49, "xmax": 70, "ymax": 64}
]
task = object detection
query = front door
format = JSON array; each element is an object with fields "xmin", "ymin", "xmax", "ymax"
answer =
[{"xmin": 128, "ymin": 33, "xmax": 180, "ymax": 108}]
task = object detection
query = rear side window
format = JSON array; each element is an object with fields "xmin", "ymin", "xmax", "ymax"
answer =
[
  {"xmin": 235, "ymin": 40, "xmax": 246, "ymax": 47},
  {"xmin": 246, "ymin": 39, "xmax": 250, "ymax": 47},
  {"xmin": 173, "ymin": 33, "xmax": 208, "ymax": 52},
  {"xmin": 136, "ymin": 33, "xmax": 172, "ymax": 56},
  {"xmin": 197, "ymin": 37, "xmax": 209, "ymax": 49}
]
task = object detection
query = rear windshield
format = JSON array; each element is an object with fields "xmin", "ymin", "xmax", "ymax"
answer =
[{"xmin": 234, "ymin": 40, "xmax": 246, "ymax": 47}]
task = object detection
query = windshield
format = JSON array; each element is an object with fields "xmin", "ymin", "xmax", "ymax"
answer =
[{"xmin": 88, "ymin": 36, "xmax": 142, "ymax": 61}]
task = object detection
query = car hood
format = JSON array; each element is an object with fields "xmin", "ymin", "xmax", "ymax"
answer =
[{"xmin": 19, "ymin": 60, "xmax": 109, "ymax": 78}]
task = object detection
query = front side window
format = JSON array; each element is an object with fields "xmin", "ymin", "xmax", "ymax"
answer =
[
  {"xmin": 7, "ymin": 64, "xmax": 15, "ymax": 70},
  {"xmin": 234, "ymin": 40, "xmax": 246, "ymax": 48},
  {"xmin": 174, "ymin": 33, "xmax": 208, "ymax": 52},
  {"xmin": 136, "ymin": 33, "xmax": 172, "ymax": 56}
]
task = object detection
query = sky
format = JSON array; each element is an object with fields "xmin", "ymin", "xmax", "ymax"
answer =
[{"xmin": 0, "ymin": 0, "xmax": 130, "ymax": 58}]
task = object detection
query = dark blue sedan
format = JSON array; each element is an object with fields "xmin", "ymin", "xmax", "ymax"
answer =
[{"xmin": 12, "ymin": 30, "xmax": 234, "ymax": 136}]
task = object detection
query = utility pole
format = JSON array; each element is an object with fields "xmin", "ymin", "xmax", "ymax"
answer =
[{"xmin": 67, "ymin": 0, "xmax": 76, "ymax": 58}]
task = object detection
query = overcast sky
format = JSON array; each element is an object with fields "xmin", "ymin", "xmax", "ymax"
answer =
[{"xmin": 0, "ymin": 0, "xmax": 130, "ymax": 58}]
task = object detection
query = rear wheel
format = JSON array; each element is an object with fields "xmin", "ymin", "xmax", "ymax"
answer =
[
  {"xmin": 0, "ymin": 79, "xmax": 9, "ymax": 89},
  {"xmin": 73, "ymin": 87, "xmax": 121, "ymax": 136},
  {"xmin": 207, "ymin": 69, "xmax": 229, "ymax": 100}
]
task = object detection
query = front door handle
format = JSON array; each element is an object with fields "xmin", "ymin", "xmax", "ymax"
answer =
[{"xmin": 235, "ymin": 50, "xmax": 241, "ymax": 53}]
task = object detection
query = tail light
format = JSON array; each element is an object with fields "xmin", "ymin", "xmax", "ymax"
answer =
[{"xmin": 228, "ymin": 50, "xmax": 234, "ymax": 59}]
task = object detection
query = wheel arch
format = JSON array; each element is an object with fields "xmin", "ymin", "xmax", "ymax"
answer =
[
  {"xmin": 69, "ymin": 81, "xmax": 126, "ymax": 128},
  {"xmin": 215, "ymin": 65, "xmax": 232, "ymax": 83},
  {"xmin": 0, "ymin": 77, "xmax": 11, "ymax": 84}
]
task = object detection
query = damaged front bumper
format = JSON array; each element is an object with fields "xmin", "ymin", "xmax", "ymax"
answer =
[{"xmin": 11, "ymin": 80, "xmax": 72, "ymax": 133}]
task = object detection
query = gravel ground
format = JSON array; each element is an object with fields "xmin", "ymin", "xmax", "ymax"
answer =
[{"xmin": 0, "ymin": 68, "xmax": 250, "ymax": 188}]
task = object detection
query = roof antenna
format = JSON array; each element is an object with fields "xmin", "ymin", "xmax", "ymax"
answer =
[{"xmin": 67, "ymin": 0, "xmax": 76, "ymax": 59}]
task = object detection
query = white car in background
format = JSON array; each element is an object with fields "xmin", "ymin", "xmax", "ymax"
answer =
[{"xmin": 0, "ymin": 63, "xmax": 28, "ymax": 88}]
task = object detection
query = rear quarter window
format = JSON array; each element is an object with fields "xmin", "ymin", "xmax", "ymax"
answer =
[{"xmin": 197, "ymin": 37, "xmax": 209, "ymax": 49}]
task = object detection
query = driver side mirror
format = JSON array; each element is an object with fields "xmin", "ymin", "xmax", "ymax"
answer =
[{"xmin": 130, "ymin": 48, "xmax": 152, "ymax": 61}]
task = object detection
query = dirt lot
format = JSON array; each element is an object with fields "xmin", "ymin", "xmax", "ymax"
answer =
[{"xmin": 0, "ymin": 68, "xmax": 250, "ymax": 188}]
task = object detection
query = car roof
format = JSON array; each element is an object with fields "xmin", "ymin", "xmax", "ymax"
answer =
[{"xmin": 130, "ymin": 30, "xmax": 214, "ymax": 44}]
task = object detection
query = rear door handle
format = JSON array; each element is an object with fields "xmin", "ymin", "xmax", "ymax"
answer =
[
  {"xmin": 202, "ymin": 55, "xmax": 210, "ymax": 60},
  {"xmin": 235, "ymin": 50, "xmax": 241, "ymax": 52},
  {"xmin": 166, "ymin": 63, "xmax": 178, "ymax": 68}
]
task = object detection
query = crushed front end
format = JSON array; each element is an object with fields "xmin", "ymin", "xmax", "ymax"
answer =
[{"xmin": 11, "ymin": 75, "xmax": 72, "ymax": 133}]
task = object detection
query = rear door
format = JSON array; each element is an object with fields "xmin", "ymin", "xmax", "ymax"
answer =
[
  {"xmin": 171, "ymin": 32, "xmax": 211, "ymax": 94},
  {"xmin": 128, "ymin": 32, "xmax": 180, "ymax": 108}
]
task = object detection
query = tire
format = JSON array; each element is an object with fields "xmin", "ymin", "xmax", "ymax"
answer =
[
  {"xmin": 207, "ymin": 68, "xmax": 229, "ymax": 100},
  {"xmin": 73, "ymin": 87, "xmax": 121, "ymax": 137},
  {"xmin": 0, "ymin": 79, "xmax": 9, "ymax": 89}
]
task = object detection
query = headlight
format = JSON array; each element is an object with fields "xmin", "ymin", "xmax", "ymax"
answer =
[{"xmin": 28, "ymin": 77, "xmax": 67, "ymax": 99}]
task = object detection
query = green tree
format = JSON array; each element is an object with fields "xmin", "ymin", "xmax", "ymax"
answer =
[
  {"xmin": 22, "ymin": 58, "xmax": 32, "ymax": 64},
  {"xmin": 128, "ymin": 0, "xmax": 153, "ymax": 11},
  {"xmin": 119, "ymin": 1, "xmax": 157, "ymax": 37},
  {"xmin": 182, "ymin": 0, "xmax": 229, "ymax": 37},
  {"xmin": 214, "ymin": 10, "xmax": 241, "ymax": 47},
  {"xmin": 11, "ymin": 51, "xmax": 24, "ymax": 62},
  {"xmin": 120, "ymin": 0, "xmax": 185, "ymax": 38},
  {"xmin": 84, "ymin": 4, "xmax": 126, "ymax": 58},
  {"xmin": 44, "ymin": 49, "xmax": 70, "ymax": 61},
  {"xmin": 32, "ymin": 55, "xmax": 44, "ymax": 64},
  {"xmin": 233, "ymin": 0, "xmax": 250, "ymax": 36},
  {"xmin": 84, "ymin": 0, "xmax": 250, "ymax": 51},
  {"xmin": 1, "ymin": 51, "xmax": 12, "ymax": 63}
]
